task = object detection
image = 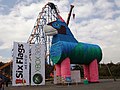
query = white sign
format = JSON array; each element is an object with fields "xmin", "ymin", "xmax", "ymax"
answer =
[
  {"xmin": 12, "ymin": 42, "xmax": 30, "ymax": 86},
  {"xmin": 54, "ymin": 70, "xmax": 81, "ymax": 84},
  {"xmin": 31, "ymin": 44, "xmax": 45, "ymax": 85},
  {"xmin": 71, "ymin": 70, "xmax": 81, "ymax": 83}
]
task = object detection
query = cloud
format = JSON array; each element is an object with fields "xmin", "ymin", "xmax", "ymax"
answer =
[
  {"xmin": 71, "ymin": 1, "xmax": 94, "ymax": 18},
  {"xmin": 0, "ymin": 55, "xmax": 11, "ymax": 63},
  {"xmin": 0, "ymin": 1, "xmax": 46, "ymax": 50},
  {"xmin": 0, "ymin": 14, "xmax": 34, "ymax": 49},
  {"xmin": 0, "ymin": 0, "xmax": 120, "ymax": 63},
  {"xmin": 114, "ymin": 0, "xmax": 120, "ymax": 8},
  {"xmin": 80, "ymin": 17, "xmax": 119, "ymax": 50},
  {"xmin": 95, "ymin": 0, "xmax": 114, "ymax": 9},
  {"xmin": 16, "ymin": 0, "xmax": 37, "ymax": 5},
  {"xmin": 103, "ymin": 47, "xmax": 120, "ymax": 64},
  {"xmin": 0, "ymin": 40, "xmax": 4, "ymax": 47},
  {"xmin": 0, "ymin": 4, "xmax": 8, "ymax": 14}
]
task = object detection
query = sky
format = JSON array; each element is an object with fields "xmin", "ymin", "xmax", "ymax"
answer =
[{"xmin": 0, "ymin": 0, "xmax": 120, "ymax": 64}]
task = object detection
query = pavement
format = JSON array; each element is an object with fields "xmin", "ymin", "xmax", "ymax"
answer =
[{"xmin": 4, "ymin": 79, "xmax": 120, "ymax": 90}]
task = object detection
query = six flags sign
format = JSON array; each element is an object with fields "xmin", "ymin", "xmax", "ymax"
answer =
[
  {"xmin": 12, "ymin": 42, "xmax": 29, "ymax": 86},
  {"xmin": 12, "ymin": 42, "xmax": 45, "ymax": 86}
]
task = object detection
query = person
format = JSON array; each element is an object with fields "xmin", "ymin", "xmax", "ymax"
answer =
[
  {"xmin": 0, "ymin": 81, "xmax": 4, "ymax": 90},
  {"xmin": 0, "ymin": 82, "xmax": 2, "ymax": 90},
  {"xmin": 6, "ymin": 79, "xmax": 9, "ymax": 87},
  {"xmin": 0, "ymin": 76, "xmax": 3, "ymax": 90},
  {"xmin": 0, "ymin": 70, "xmax": 4, "ymax": 90},
  {"xmin": 6, "ymin": 81, "xmax": 8, "ymax": 87}
]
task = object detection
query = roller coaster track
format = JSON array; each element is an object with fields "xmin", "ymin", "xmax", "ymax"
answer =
[
  {"xmin": 27, "ymin": 2, "xmax": 60, "ymax": 64},
  {"xmin": 27, "ymin": 2, "xmax": 60, "ymax": 44},
  {"xmin": 0, "ymin": 70, "xmax": 11, "ymax": 80},
  {"xmin": 0, "ymin": 61, "xmax": 12, "ymax": 80},
  {"xmin": 0, "ymin": 61, "xmax": 12, "ymax": 70}
]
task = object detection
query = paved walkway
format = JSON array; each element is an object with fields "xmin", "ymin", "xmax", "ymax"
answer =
[{"xmin": 4, "ymin": 79, "xmax": 120, "ymax": 90}]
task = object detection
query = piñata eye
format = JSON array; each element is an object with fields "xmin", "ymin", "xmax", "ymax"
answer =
[{"xmin": 52, "ymin": 22, "xmax": 61, "ymax": 29}]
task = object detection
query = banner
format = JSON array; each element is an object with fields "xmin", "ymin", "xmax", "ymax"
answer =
[
  {"xmin": 31, "ymin": 44, "xmax": 45, "ymax": 85},
  {"xmin": 12, "ymin": 42, "xmax": 30, "ymax": 86}
]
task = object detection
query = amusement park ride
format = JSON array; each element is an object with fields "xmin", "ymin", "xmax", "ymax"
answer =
[{"xmin": 0, "ymin": 2, "xmax": 103, "ymax": 85}]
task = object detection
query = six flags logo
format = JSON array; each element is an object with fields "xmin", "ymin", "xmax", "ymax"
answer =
[{"xmin": 15, "ymin": 43, "xmax": 26, "ymax": 84}]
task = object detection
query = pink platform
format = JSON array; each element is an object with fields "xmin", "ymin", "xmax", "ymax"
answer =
[{"xmin": 83, "ymin": 59, "xmax": 99, "ymax": 82}]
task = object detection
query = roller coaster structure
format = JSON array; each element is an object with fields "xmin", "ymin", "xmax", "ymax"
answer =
[
  {"xmin": 27, "ymin": 3, "xmax": 60, "ymax": 43},
  {"xmin": 27, "ymin": 2, "xmax": 73, "ymax": 64}
]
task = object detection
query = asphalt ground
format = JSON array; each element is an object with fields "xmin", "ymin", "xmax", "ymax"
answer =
[{"xmin": 4, "ymin": 79, "xmax": 120, "ymax": 90}]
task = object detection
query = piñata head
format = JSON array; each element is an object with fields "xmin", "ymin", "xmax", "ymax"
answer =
[{"xmin": 44, "ymin": 19, "xmax": 78, "ymax": 44}]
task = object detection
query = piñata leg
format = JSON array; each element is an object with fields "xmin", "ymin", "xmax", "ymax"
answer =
[
  {"xmin": 89, "ymin": 59, "xmax": 99, "ymax": 82},
  {"xmin": 61, "ymin": 57, "xmax": 71, "ymax": 83},
  {"xmin": 55, "ymin": 64, "xmax": 61, "ymax": 84},
  {"xmin": 83, "ymin": 65, "xmax": 90, "ymax": 81}
]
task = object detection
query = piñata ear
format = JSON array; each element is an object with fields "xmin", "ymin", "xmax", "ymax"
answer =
[{"xmin": 57, "ymin": 15, "xmax": 65, "ymax": 22}]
